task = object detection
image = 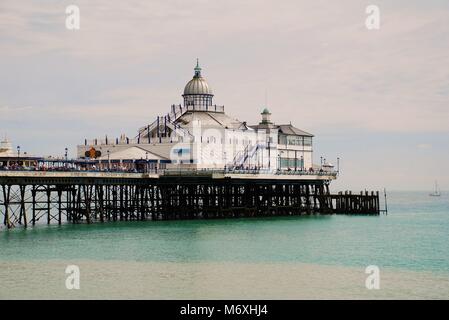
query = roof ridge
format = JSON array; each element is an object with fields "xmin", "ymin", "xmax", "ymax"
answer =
[
  {"xmin": 278, "ymin": 124, "xmax": 314, "ymax": 137},
  {"xmin": 205, "ymin": 112, "xmax": 224, "ymax": 126},
  {"xmin": 135, "ymin": 146, "xmax": 168, "ymax": 160}
]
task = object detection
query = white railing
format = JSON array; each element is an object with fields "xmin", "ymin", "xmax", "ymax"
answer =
[
  {"xmin": 231, "ymin": 143, "xmax": 264, "ymax": 169},
  {"xmin": 185, "ymin": 105, "xmax": 224, "ymax": 113},
  {"xmin": 1, "ymin": 167, "xmax": 339, "ymax": 179},
  {"xmin": 163, "ymin": 167, "xmax": 338, "ymax": 177}
]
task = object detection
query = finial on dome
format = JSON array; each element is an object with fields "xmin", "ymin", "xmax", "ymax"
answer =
[{"xmin": 194, "ymin": 58, "xmax": 202, "ymax": 77}]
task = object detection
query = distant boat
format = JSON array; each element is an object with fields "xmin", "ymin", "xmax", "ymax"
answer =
[{"xmin": 429, "ymin": 181, "xmax": 441, "ymax": 197}]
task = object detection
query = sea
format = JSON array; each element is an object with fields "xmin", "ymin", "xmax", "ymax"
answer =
[{"xmin": 0, "ymin": 191, "xmax": 448, "ymax": 299}]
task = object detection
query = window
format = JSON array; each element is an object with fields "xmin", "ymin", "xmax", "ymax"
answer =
[
  {"xmin": 287, "ymin": 136, "xmax": 303, "ymax": 146},
  {"xmin": 304, "ymin": 137, "xmax": 312, "ymax": 146},
  {"xmin": 280, "ymin": 158, "xmax": 303, "ymax": 168},
  {"xmin": 279, "ymin": 135, "xmax": 287, "ymax": 145}
]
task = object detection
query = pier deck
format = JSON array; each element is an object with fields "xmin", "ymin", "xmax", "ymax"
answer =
[{"xmin": 0, "ymin": 169, "xmax": 337, "ymax": 181}]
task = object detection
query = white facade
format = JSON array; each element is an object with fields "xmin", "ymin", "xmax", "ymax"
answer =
[
  {"xmin": 0, "ymin": 139, "xmax": 14, "ymax": 157},
  {"xmin": 77, "ymin": 63, "xmax": 314, "ymax": 171}
]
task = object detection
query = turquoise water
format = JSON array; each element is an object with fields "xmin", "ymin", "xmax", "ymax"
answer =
[{"xmin": 1, "ymin": 191, "xmax": 448, "ymax": 273}]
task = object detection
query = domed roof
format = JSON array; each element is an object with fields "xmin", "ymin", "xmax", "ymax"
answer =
[
  {"xmin": 183, "ymin": 60, "xmax": 213, "ymax": 96},
  {"xmin": 184, "ymin": 77, "xmax": 213, "ymax": 95}
]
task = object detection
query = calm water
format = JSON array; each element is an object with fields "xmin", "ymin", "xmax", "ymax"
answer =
[{"xmin": 1, "ymin": 191, "xmax": 448, "ymax": 299}]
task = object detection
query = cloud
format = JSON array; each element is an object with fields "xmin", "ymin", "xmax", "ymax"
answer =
[
  {"xmin": 0, "ymin": 105, "xmax": 34, "ymax": 112},
  {"xmin": 417, "ymin": 143, "xmax": 432, "ymax": 149},
  {"xmin": 1, "ymin": 0, "xmax": 449, "ymax": 166}
]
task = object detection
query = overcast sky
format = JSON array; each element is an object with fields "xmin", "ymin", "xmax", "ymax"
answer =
[{"xmin": 1, "ymin": 0, "xmax": 448, "ymax": 191}]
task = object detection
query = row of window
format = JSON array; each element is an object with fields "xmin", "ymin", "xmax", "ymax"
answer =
[
  {"xmin": 161, "ymin": 136, "xmax": 312, "ymax": 147},
  {"xmin": 184, "ymin": 95, "xmax": 213, "ymax": 107},
  {"xmin": 200, "ymin": 137, "xmax": 311, "ymax": 146},
  {"xmin": 279, "ymin": 136, "xmax": 312, "ymax": 146},
  {"xmin": 280, "ymin": 158, "xmax": 304, "ymax": 168}
]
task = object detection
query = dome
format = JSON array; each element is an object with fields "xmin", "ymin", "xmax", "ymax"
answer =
[
  {"xmin": 183, "ymin": 77, "xmax": 213, "ymax": 95},
  {"xmin": 183, "ymin": 60, "xmax": 213, "ymax": 96}
]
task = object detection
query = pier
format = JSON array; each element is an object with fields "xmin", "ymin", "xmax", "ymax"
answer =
[
  {"xmin": 0, "ymin": 61, "xmax": 386, "ymax": 230},
  {"xmin": 0, "ymin": 170, "xmax": 381, "ymax": 229}
]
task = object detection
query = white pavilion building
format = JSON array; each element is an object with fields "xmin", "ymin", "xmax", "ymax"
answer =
[{"xmin": 77, "ymin": 62, "xmax": 316, "ymax": 172}]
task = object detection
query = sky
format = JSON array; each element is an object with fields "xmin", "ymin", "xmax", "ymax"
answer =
[{"xmin": 1, "ymin": 0, "xmax": 448, "ymax": 191}]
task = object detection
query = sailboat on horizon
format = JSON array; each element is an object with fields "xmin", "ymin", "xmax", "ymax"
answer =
[{"xmin": 429, "ymin": 181, "xmax": 441, "ymax": 197}]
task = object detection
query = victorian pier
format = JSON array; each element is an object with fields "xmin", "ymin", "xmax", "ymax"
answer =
[
  {"xmin": 0, "ymin": 170, "xmax": 382, "ymax": 229},
  {"xmin": 1, "ymin": 61, "xmax": 385, "ymax": 229}
]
